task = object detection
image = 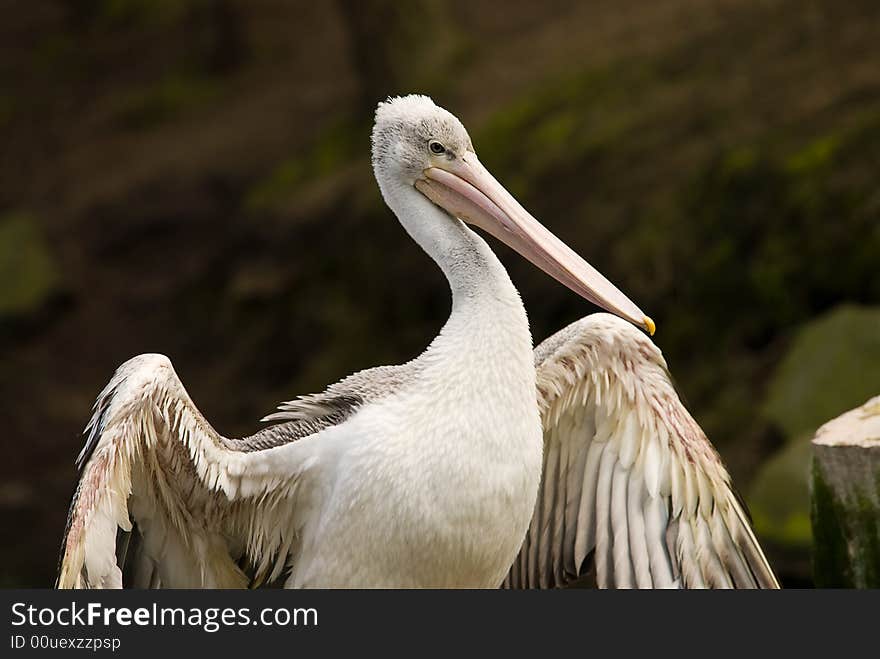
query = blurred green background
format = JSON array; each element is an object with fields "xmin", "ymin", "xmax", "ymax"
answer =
[{"xmin": 1, "ymin": 0, "xmax": 879, "ymax": 587}]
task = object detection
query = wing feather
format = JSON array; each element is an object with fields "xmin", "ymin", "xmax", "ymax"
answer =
[
  {"xmin": 57, "ymin": 353, "xmax": 352, "ymax": 589},
  {"xmin": 676, "ymin": 517, "xmax": 705, "ymax": 588},
  {"xmin": 539, "ymin": 425, "xmax": 561, "ymax": 588},
  {"xmin": 611, "ymin": 461, "xmax": 634, "ymax": 588},
  {"xmin": 625, "ymin": 461, "xmax": 653, "ymax": 588},
  {"xmin": 710, "ymin": 507, "xmax": 756, "ymax": 588},
  {"xmin": 573, "ymin": 429, "xmax": 604, "ymax": 571},
  {"xmin": 644, "ymin": 494, "xmax": 675, "ymax": 587},
  {"xmin": 526, "ymin": 448, "xmax": 545, "ymax": 587},
  {"xmin": 594, "ymin": 441, "xmax": 617, "ymax": 588},
  {"xmin": 504, "ymin": 313, "xmax": 779, "ymax": 589},
  {"xmin": 563, "ymin": 404, "xmax": 592, "ymax": 578},
  {"xmin": 696, "ymin": 515, "xmax": 732, "ymax": 588},
  {"xmin": 553, "ymin": 419, "xmax": 572, "ymax": 586}
]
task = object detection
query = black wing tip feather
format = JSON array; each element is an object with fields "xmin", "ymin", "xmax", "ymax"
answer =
[{"xmin": 75, "ymin": 378, "xmax": 120, "ymax": 472}]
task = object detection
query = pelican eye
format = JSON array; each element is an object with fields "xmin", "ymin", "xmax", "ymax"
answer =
[{"xmin": 429, "ymin": 140, "xmax": 446, "ymax": 155}]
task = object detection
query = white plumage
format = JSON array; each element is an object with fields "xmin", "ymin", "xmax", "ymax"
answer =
[
  {"xmin": 504, "ymin": 314, "xmax": 778, "ymax": 588},
  {"xmin": 57, "ymin": 95, "xmax": 778, "ymax": 590}
]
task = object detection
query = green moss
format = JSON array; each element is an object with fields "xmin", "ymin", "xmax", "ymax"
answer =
[
  {"xmin": 748, "ymin": 438, "xmax": 813, "ymax": 548},
  {"xmin": 811, "ymin": 460, "xmax": 854, "ymax": 587},
  {"xmin": 721, "ymin": 145, "xmax": 760, "ymax": 176},
  {"xmin": 679, "ymin": 111, "xmax": 880, "ymax": 345},
  {"xmin": 764, "ymin": 305, "xmax": 880, "ymax": 440},
  {"xmin": 245, "ymin": 160, "xmax": 304, "ymax": 211},
  {"xmin": 851, "ymin": 489, "xmax": 880, "ymax": 587},
  {"xmin": 785, "ymin": 134, "xmax": 839, "ymax": 175},
  {"xmin": 811, "ymin": 460, "xmax": 880, "ymax": 588},
  {"xmin": 113, "ymin": 74, "xmax": 221, "ymax": 130},
  {"xmin": 0, "ymin": 213, "xmax": 59, "ymax": 317},
  {"xmin": 753, "ymin": 305, "xmax": 880, "ymax": 560},
  {"xmin": 474, "ymin": 62, "xmax": 650, "ymax": 182},
  {"xmin": 532, "ymin": 111, "xmax": 578, "ymax": 150},
  {"xmin": 245, "ymin": 119, "xmax": 367, "ymax": 213}
]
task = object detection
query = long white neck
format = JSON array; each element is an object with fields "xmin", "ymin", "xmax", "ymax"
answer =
[
  {"xmin": 371, "ymin": 174, "xmax": 543, "ymax": 567},
  {"xmin": 378, "ymin": 177, "xmax": 527, "ymax": 326},
  {"xmin": 376, "ymin": 178, "xmax": 535, "ymax": 410}
]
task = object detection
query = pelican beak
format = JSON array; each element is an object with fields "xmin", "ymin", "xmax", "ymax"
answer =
[{"xmin": 415, "ymin": 151, "xmax": 655, "ymax": 335}]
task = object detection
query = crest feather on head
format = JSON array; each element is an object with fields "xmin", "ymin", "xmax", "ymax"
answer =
[{"xmin": 371, "ymin": 95, "xmax": 472, "ymax": 179}]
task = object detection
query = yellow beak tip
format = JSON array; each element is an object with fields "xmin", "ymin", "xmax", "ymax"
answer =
[{"xmin": 643, "ymin": 316, "xmax": 656, "ymax": 336}]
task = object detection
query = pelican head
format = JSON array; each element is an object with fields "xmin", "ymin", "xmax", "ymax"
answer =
[{"xmin": 372, "ymin": 94, "xmax": 654, "ymax": 335}]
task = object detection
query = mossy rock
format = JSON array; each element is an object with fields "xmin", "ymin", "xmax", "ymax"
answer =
[
  {"xmin": 0, "ymin": 213, "xmax": 59, "ymax": 318},
  {"xmin": 748, "ymin": 437, "xmax": 813, "ymax": 549},
  {"xmin": 764, "ymin": 304, "xmax": 880, "ymax": 441},
  {"xmin": 749, "ymin": 305, "xmax": 880, "ymax": 553},
  {"xmin": 811, "ymin": 396, "xmax": 880, "ymax": 588}
]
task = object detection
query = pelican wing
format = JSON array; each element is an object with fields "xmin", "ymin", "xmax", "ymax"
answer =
[
  {"xmin": 56, "ymin": 353, "xmax": 392, "ymax": 589},
  {"xmin": 505, "ymin": 314, "xmax": 778, "ymax": 589}
]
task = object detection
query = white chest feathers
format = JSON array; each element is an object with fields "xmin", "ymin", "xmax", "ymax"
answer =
[{"xmin": 291, "ymin": 302, "xmax": 543, "ymax": 588}]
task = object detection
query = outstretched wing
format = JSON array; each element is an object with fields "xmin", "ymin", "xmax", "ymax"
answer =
[
  {"xmin": 57, "ymin": 354, "xmax": 401, "ymax": 589},
  {"xmin": 504, "ymin": 314, "xmax": 778, "ymax": 589}
]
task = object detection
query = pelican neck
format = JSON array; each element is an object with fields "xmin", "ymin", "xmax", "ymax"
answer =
[{"xmin": 380, "ymin": 179, "xmax": 523, "ymax": 309}]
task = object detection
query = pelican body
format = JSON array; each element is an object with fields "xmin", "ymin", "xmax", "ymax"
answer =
[{"xmin": 57, "ymin": 96, "xmax": 778, "ymax": 589}]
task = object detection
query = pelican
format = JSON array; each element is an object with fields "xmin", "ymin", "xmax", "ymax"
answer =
[{"xmin": 57, "ymin": 95, "xmax": 778, "ymax": 589}]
